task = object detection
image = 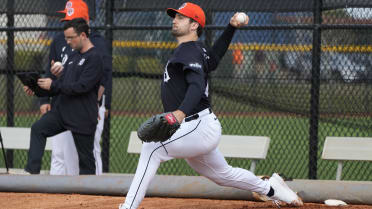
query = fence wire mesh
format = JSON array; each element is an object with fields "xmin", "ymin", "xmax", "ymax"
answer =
[{"xmin": 0, "ymin": 0, "xmax": 371, "ymax": 180}]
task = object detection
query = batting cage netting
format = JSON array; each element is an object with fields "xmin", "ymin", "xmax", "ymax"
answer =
[{"xmin": 0, "ymin": 0, "xmax": 371, "ymax": 180}]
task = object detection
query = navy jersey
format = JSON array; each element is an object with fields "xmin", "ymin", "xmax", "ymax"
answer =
[
  {"xmin": 50, "ymin": 47, "xmax": 104, "ymax": 135},
  {"xmin": 161, "ymin": 24, "xmax": 237, "ymax": 116},
  {"xmin": 40, "ymin": 31, "xmax": 112, "ymax": 110},
  {"xmin": 161, "ymin": 41, "xmax": 212, "ymax": 116}
]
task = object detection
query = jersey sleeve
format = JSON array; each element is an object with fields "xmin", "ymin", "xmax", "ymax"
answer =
[
  {"xmin": 170, "ymin": 43, "xmax": 205, "ymax": 72},
  {"xmin": 206, "ymin": 24, "xmax": 236, "ymax": 72},
  {"xmin": 178, "ymin": 69, "xmax": 205, "ymax": 115}
]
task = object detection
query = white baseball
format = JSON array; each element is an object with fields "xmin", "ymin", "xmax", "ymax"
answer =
[
  {"xmin": 236, "ymin": 12, "xmax": 247, "ymax": 24},
  {"xmin": 324, "ymin": 199, "xmax": 347, "ymax": 206},
  {"xmin": 53, "ymin": 61, "xmax": 62, "ymax": 67}
]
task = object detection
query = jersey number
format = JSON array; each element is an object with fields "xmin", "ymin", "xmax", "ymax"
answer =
[
  {"xmin": 163, "ymin": 61, "xmax": 170, "ymax": 82},
  {"xmin": 205, "ymin": 82, "xmax": 209, "ymax": 97}
]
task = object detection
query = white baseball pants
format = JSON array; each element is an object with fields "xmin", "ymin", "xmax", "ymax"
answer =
[
  {"xmin": 49, "ymin": 101, "xmax": 106, "ymax": 175},
  {"xmin": 122, "ymin": 109, "xmax": 270, "ymax": 209}
]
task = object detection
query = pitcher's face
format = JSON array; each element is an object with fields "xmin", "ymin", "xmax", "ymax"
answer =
[{"xmin": 171, "ymin": 13, "xmax": 194, "ymax": 37}]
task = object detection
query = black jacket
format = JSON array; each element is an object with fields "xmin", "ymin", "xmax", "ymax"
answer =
[
  {"xmin": 49, "ymin": 47, "xmax": 104, "ymax": 135},
  {"xmin": 40, "ymin": 31, "xmax": 112, "ymax": 109}
]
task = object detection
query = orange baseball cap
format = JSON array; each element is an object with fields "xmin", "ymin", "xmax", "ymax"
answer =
[
  {"xmin": 167, "ymin": 2, "xmax": 205, "ymax": 28},
  {"xmin": 58, "ymin": 0, "xmax": 89, "ymax": 22}
]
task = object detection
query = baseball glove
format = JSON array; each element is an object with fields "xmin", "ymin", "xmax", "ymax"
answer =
[{"xmin": 137, "ymin": 112, "xmax": 180, "ymax": 143}]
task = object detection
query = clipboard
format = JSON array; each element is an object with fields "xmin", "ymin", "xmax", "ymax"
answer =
[{"xmin": 16, "ymin": 72, "xmax": 50, "ymax": 97}]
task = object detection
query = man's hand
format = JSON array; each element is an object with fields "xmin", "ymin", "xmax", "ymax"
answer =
[
  {"xmin": 23, "ymin": 86, "xmax": 34, "ymax": 96},
  {"xmin": 37, "ymin": 78, "xmax": 53, "ymax": 90},
  {"xmin": 40, "ymin": 104, "xmax": 51, "ymax": 115},
  {"xmin": 230, "ymin": 12, "xmax": 249, "ymax": 28},
  {"xmin": 172, "ymin": 110, "xmax": 186, "ymax": 123},
  {"xmin": 50, "ymin": 60, "xmax": 64, "ymax": 77}
]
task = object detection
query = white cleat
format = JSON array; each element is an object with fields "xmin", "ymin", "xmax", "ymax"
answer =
[{"xmin": 269, "ymin": 173, "xmax": 303, "ymax": 207}]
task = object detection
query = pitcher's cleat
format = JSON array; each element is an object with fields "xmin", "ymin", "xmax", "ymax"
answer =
[{"xmin": 269, "ymin": 173, "xmax": 303, "ymax": 207}]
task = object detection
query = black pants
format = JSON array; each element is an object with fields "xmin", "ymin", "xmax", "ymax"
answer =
[{"xmin": 25, "ymin": 111, "xmax": 96, "ymax": 175}]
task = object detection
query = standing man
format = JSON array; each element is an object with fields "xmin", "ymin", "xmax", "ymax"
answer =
[
  {"xmin": 39, "ymin": 0, "xmax": 112, "ymax": 175},
  {"xmin": 119, "ymin": 3, "xmax": 303, "ymax": 209},
  {"xmin": 24, "ymin": 18, "xmax": 103, "ymax": 175}
]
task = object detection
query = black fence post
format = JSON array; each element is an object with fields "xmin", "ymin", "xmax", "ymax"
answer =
[
  {"xmin": 102, "ymin": 0, "xmax": 114, "ymax": 173},
  {"xmin": 309, "ymin": 0, "xmax": 322, "ymax": 180},
  {"xmin": 5, "ymin": 0, "xmax": 15, "ymax": 168}
]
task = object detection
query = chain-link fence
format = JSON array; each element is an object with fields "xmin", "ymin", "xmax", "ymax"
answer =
[{"xmin": 0, "ymin": 0, "xmax": 371, "ymax": 180}]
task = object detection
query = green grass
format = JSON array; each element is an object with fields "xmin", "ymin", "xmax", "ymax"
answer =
[
  {"xmin": 1, "ymin": 68, "xmax": 371, "ymax": 180},
  {"xmin": 2, "ymin": 114, "xmax": 370, "ymax": 180}
]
